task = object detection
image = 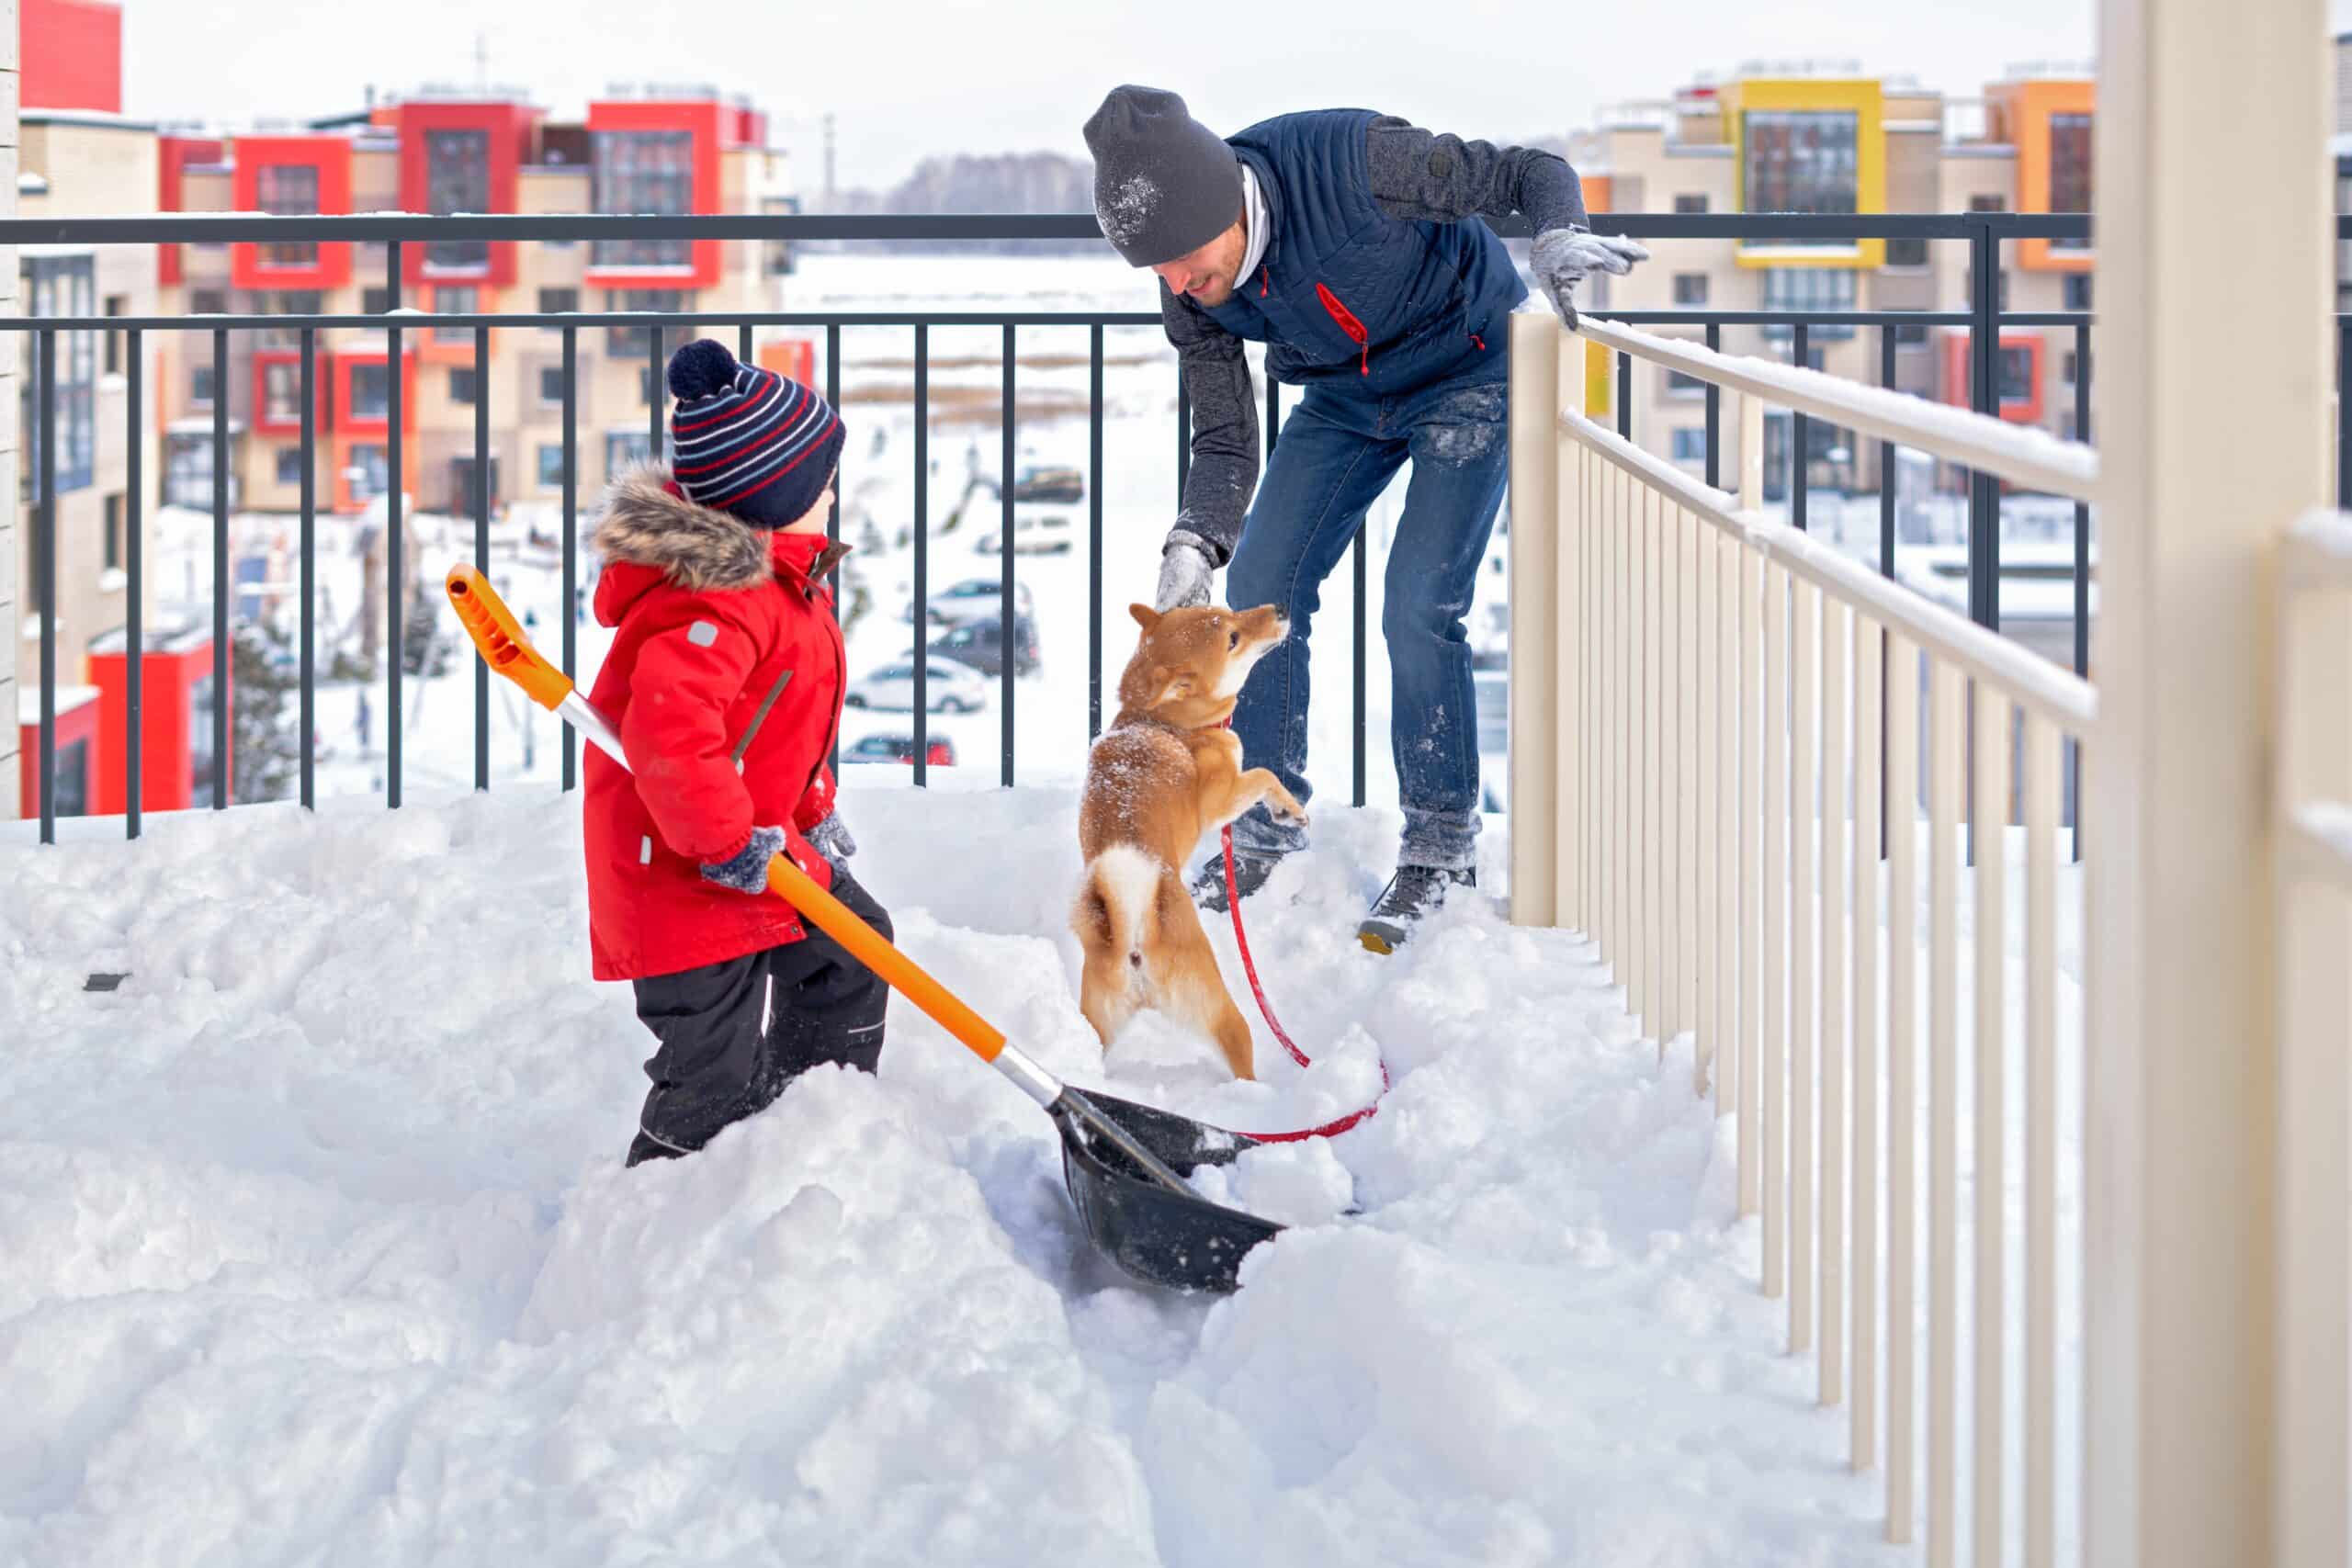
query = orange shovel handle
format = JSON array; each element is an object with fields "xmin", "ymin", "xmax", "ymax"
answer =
[
  {"xmin": 765, "ymin": 856, "xmax": 1009, "ymax": 1063},
  {"xmin": 445, "ymin": 565, "xmax": 574, "ymax": 711}
]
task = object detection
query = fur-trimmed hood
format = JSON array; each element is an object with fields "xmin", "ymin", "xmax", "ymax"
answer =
[{"xmin": 592, "ymin": 465, "xmax": 851, "ymax": 595}]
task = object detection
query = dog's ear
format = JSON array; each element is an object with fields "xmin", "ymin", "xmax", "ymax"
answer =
[{"xmin": 1128, "ymin": 604, "xmax": 1159, "ymax": 631}]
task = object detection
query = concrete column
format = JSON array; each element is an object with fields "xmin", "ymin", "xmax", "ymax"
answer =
[{"xmin": 2083, "ymin": 0, "xmax": 2333, "ymax": 1563}]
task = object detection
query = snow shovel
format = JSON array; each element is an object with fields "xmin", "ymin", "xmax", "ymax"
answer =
[{"xmin": 443, "ymin": 564, "xmax": 1283, "ymax": 1293}]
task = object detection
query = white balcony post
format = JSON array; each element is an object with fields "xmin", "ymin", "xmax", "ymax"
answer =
[
  {"xmin": 1508, "ymin": 311, "xmax": 1564, "ymax": 927},
  {"xmin": 2086, "ymin": 0, "xmax": 2332, "ymax": 1564}
]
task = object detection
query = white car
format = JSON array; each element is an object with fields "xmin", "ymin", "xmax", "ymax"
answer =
[
  {"xmin": 975, "ymin": 512, "xmax": 1074, "ymax": 556},
  {"xmin": 904, "ymin": 577, "xmax": 1035, "ymax": 626},
  {"xmin": 844, "ymin": 654, "xmax": 989, "ymax": 714}
]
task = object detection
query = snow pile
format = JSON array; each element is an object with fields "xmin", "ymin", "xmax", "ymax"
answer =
[{"xmin": 0, "ymin": 784, "xmax": 1901, "ymax": 1566}]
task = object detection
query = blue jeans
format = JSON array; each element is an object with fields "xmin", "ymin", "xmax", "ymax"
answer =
[{"xmin": 1224, "ymin": 370, "xmax": 1510, "ymax": 872}]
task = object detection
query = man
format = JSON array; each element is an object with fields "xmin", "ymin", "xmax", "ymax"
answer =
[{"xmin": 1082, "ymin": 86, "xmax": 1645, "ymax": 951}]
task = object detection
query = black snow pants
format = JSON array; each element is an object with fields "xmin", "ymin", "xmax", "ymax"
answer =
[{"xmin": 624, "ymin": 870, "xmax": 893, "ymax": 1167}]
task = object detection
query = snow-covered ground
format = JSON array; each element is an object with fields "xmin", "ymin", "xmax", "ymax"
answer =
[{"xmin": 0, "ymin": 775, "xmax": 2086, "ymax": 1567}]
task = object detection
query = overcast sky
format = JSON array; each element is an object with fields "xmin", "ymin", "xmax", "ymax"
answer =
[{"xmin": 122, "ymin": 0, "xmax": 2103, "ymax": 196}]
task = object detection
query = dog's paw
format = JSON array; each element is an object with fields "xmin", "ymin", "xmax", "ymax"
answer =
[{"xmin": 1271, "ymin": 798, "xmax": 1309, "ymax": 829}]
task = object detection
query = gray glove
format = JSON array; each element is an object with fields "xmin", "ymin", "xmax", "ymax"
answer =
[
  {"xmin": 807, "ymin": 811, "xmax": 857, "ymax": 864},
  {"xmin": 1153, "ymin": 534, "xmax": 1215, "ymax": 613},
  {"xmin": 700, "ymin": 824, "xmax": 831, "ymax": 896},
  {"xmin": 1531, "ymin": 227, "xmax": 1650, "ymax": 329}
]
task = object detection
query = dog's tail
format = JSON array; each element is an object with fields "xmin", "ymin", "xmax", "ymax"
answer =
[{"xmin": 1076, "ymin": 844, "xmax": 1168, "ymax": 979}]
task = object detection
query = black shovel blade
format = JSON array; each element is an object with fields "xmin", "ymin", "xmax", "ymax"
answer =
[{"xmin": 1051, "ymin": 1089, "xmax": 1283, "ymax": 1296}]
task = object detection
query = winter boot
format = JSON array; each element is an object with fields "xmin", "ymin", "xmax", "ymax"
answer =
[
  {"xmin": 1357, "ymin": 864, "xmax": 1476, "ymax": 954},
  {"xmin": 1191, "ymin": 845, "xmax": 1283, "ymax": 914}
]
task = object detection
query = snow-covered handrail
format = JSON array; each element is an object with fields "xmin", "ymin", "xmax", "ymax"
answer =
[
  {"xmin": 1558, "ymin": 405, "xmax": 2099, "ymax": 735},
  {"xmin": 1573, "ymin": 315, "xmax": 2101, "ymax": 503}
]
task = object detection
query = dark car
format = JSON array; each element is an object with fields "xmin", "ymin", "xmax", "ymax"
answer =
[
  {"xmin": 842, "ymin": 732, "xmax": 956, "ymax": 768},
  {"xmin": 1011, "ymin": 463, "xmax": 1084, "ymax": 503},
  {"xmin": 927, "ymin": 613, "xmax": 1041, "ymax": 678}
]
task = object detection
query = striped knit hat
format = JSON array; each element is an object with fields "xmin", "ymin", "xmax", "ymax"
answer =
[{"xmin": 663, "ymin": 339, "xmax": 844, "ymax": 531}]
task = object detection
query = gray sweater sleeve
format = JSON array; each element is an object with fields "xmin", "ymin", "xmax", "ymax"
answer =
[
  {"xmin": 1363, "ymin": 115, "xmax": 1590, "ymax": 235},
  {"xmin": 1162, "ymin": 287, "xmax": 1261, "ymax": 567}
]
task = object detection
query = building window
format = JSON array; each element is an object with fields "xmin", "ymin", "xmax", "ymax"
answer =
[
  {"xmin": 538, "ymin": 444, "xmax": 568, "ymax": 488},
  {"xmin": 346, "ymin": 443, "xmax": 388, "ymax": 501},
  {"xmin": 1885, "ymin": 236, "xmax": 1928, "ymax": 267},
  {"xmin": 1674, "ymin": 193, "xmax": 1710, "ymax": 214},
  {"xmin": 592, "ymin": 130, "xmax": 695, "ymax": 267},
  {"xmin": 256, "ymin": 164, "xmax": 322, "ymax": 269},
  {"xmin": 1998, "ymin": 345, "xmax": 2035, "ymax": 406},
  {"xmin": 1970, "ymin": 194, "xmax": 2007, "ymax": 213},
  {"xmin": 435, "ymin": 286, "xmax": 479, "ymax": 345},
  {"xmin": 188, "ymin": 674, "xmax": 217, "ymax": 808},
  {"xmin": 605, "ymin": 430, "xmax": 652, "ymax": 479},
  {"xmin": 1895, "ymin": 321, "xmax": 1930, "ymax": 347},
  {"xmin": 608, "ymin": 288, "xmax": 686, "ymax": 357},
  {"xmin": 22, "ymin": 255, "xmax": 98, "ymax": 497},
  {"xmin": 362, "ymin": 287, "xmax": 392, "ymax": 315},
  {"xmin": 1670, "ymin": 429, "xmax": 1708, "ymax": 463},
  {"xmin": 190, "ymin": 364, "xmax": 217, "ymax": 408},
  {"xmin": 451, "ymin": 455, "xmax": 500, "ymax": 512},
  {"xmin": 2050, "ymin": 114, "xmax": 2093, "ymax": 250},
  {"xmin": 104, "ymin": 493, "xmax": 121, "ymax": 571},
  {"xmin": 1667, "ymin": 368, "xmax": 1706, "ymax": 397},
  {"xmin": 424, "ymin": 130, "xmax": 492, "ymax": 272},
  {"xmin": 277, "ymin": 447, "xmax": 306, "ymax": 486},
  {"xmin": 539, "ymin": 366, "xmax": 567, "ymax": 405},
  {"xmin": 350, "ymin": 363, "xmax": 390, "ymax": 421},
  {"xmin": 538, "ymin": 287, "xmax": 580, "ymax": 325},
  {"xmin": 1673, "ymin": 273, "xmax": 1708, "ymax": 306},
  {"xmin": 2063, "ymin": 274, "xmax": 2092, "ymax": 312},
  {"xmin": 264, "ymin": 360, "xmax": 303, "ymax": 425},
  {"xmin": 1741, "ymin": 110, "xmax": 1857, "ymax": 241},
  {"xmin": 253, "ymin": 289, "xmax": 324, "ymax": 350},
  {"xmin": 2064, "ymin": 351, "xmax": 2080, "ymax": 385},
  {"xmin": 191, "ymin": 288, "xmax": 229, "ymax": 317},
  {"xmin": 450, "ymin": 367, "xmax": 478, "ymax": 405},
  {"xmin": 165, "ymin": 433, "xmax": 219, "ymax": 509},
  {"xmin": 1760, "ymin": 268, "xmax": 1858, "ymax": 341}
]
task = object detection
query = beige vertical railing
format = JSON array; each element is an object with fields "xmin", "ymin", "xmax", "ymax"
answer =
[{"xmin": 1507, "ymin": 310, "xmax": 2101, "ymax": 1561}]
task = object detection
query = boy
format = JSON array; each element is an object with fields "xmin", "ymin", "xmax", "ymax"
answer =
[{"xmin": 582, "ymin": 337, "xmax": 888, "ymax": 1168}]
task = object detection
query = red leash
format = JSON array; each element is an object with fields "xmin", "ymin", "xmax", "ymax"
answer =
[{"xmin": 1219, "ymin": 825, "xmax": 1392, "ymax": 1144}]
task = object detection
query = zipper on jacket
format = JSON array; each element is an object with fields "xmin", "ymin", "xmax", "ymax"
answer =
[
  {"xmin": 1259, "ymin": 264, "xmax": 1270, "ymax": 299},
  {"xmin": 1314, "ymin": 282, "xmax": 1371, "ymax": 377}
]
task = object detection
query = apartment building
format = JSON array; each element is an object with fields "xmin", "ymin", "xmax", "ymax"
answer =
[
  {"xmin": 14, "ymin": 0, "xmax": 165, "ymax": 819},
  {"xmin": 156, "ymin": 86, "xmax": 797, "ymax": 521},
  {"xmin": 1571, "ymin": 61, "xmax": 2095, "ymax": 500}
]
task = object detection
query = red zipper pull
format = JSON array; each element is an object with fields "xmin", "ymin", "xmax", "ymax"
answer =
[
  {"xmin": 1260, "ymin": 265, "xmax": 1269, "ymax": 299},
  {"xmin": 1470, "ymin": 333, "xmax": 1486, "ymax": 352},
  {"xmin": 1360, "ymin": 345, "xmax": 1369, "ymax": 377}
]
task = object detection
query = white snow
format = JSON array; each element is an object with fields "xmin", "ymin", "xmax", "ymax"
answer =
[{"xmin": 0, "ymin": 776, "xmax": 1949, "ymax": 1566}]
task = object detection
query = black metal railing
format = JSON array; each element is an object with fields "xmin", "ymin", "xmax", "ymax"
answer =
[{"xmin": 0, "ymin": 209, "xmax": 2318, "ymax": 847}]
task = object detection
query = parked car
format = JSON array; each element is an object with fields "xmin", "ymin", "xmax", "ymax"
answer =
[
  {"xmin": 842, "ymin": 732, "xmax": 956, "ymax": 768},
  {"xmin": 975, "ymin": 512, "xmax": 1074, "ymax": 556},
  {"xmin": 844, "ymin": 654, "xmax": 989, "ymax": 714},
  {"xmin": 1012, "ymin": 463, "xmax": 1084, "ymax": 503},
  {"xmin": 927, "ymin": 613, "xmax": 1042, "ymax": 678},
  {"xmin": 902, "ymin": 577, "xmax": 1035, "ymax": 627}
]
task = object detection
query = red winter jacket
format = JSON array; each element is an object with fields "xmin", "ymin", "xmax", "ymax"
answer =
[{"xmin": 582, "ymin": 468, "xmax": 850, "ymax": 981}]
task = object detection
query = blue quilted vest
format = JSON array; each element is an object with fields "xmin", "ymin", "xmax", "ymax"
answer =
[{"xmin": 1202, "ymin": 107, "xmax": 1527, "ymax": 399}]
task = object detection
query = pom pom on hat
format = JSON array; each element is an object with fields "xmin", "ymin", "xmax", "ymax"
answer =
[{"xmin": 666, "ymin": 338, "xmax": 741, "ymax": 401}]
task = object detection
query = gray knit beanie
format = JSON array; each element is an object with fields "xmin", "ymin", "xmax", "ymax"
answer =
[{"xmin": 1082, "ymin": 85, "xmax": 1242, "ymax": 268}]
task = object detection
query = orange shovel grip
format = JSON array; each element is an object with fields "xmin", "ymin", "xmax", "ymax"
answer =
[
  {"xmin": 445, "ymin": 566, "xmax": 574, "ymax": 712},
  {"xmin": 764, "ymin": 853, "xmax": 1009, "ymax": 1064}
]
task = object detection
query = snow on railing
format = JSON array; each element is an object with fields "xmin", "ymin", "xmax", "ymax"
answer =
[{"xmin": 1506, "ymin": 310, "xmax": 2093, "ymax": 1563}]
